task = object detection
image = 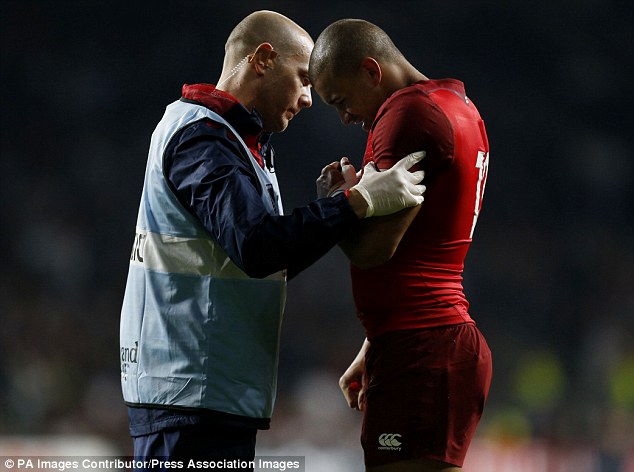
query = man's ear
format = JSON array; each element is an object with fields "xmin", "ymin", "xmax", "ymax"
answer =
[
  {"xmin": 361, "ymin": 57, "xmax": 382, "ymax": 86},
  {"xmin": 249, "ymin": 43, "xmax": 279, "ymax": 75}
]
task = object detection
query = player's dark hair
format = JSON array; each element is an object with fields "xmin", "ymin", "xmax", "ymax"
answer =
[{"xmin": 309, "ymin": 19, "xmax": 402, "ymax": 82}]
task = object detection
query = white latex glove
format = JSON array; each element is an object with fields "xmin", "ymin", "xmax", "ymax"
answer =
[
  {"xmin": 351, "ymin": 151, "xmax": 426, "ymax": 217},
  {"xmin": 331, "ymin": 157, "xmax": 361, "ymax": 196},
  {"xmin": 316, "ymin": 157, "xmax": 362, "ymax": 198}
]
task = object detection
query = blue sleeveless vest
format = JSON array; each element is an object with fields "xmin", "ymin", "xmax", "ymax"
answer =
[{"xmin": 120, "ymin": 100, "xmax": 286, "ymax": 420}]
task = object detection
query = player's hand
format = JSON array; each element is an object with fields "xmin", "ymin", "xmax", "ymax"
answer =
[
  {"xmin": 339, "ymin": 363, "xmax": 365, "ymax": 412},
  {"xmin": 351, "ymin": 151, "xmax": 426, "ymax": 217},
  {"xmin": 316, "ymin": 157, "xmax": 360, "ymax": 198}
]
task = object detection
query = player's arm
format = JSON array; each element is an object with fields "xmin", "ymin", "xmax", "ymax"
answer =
[
  {"xmin": 339, "ymin": 205, "xmax": 421, "ymax": 269},
  {"xmin": 336, "ymin": 150, "xmax": 425, "ymax": 269}
]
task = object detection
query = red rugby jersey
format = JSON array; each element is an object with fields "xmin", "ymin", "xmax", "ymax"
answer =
[{"xmin": 352, "ymin": 79, "xmax": 490, "ymax": 339}]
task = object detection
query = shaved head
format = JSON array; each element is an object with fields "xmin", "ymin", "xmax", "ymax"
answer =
[
  {"xmin": 217, "ymin": 11, "xmax": 314, "ymax": 133},
  {"xmin": 309, "ymin": 19, "xmax": 403, "ymax": 82},
  {"xmin": 224, "ymin": 10, "xmax": 312, "ymax": 66}
]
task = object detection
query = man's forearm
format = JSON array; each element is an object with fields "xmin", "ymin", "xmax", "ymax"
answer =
[{"xmin": 346, "ymin": 188, "xmax": 370, "ymax": 219}]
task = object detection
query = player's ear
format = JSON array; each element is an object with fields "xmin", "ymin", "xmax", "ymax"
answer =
[
  {"xmin": 361, "ymin": 57, "xmax": 382, "ymax": 86},
  {"xmin": 250, "ymin": 43, "xmax": 278, "ymax": 75}
]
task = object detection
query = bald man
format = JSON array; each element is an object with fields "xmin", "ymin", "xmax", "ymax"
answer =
[
  {"xmin": 310, "ymin": 19, "xmax": 492, "ymax": 472},
  {"xmin": 119, "ymin": 11, "xmax": 425, "ymax": 470}
]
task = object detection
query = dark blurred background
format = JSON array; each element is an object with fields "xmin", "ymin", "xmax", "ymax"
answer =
[{"xmin": 1, "ymin": 1, "xmax": 633, "ymax": 470}]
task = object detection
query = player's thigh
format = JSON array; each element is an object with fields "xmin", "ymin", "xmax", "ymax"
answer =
[{"xmin": 366, "ymin": 457, "xmax": 461, "ymax": 472}]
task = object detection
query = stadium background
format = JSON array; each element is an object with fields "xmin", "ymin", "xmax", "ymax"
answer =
[{"xmin": 1, "ymin": 1, "xmax": 632, "ymax": 470}]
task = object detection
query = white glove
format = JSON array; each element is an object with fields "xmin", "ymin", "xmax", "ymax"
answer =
[
  {"xmin": 330, "ymin": 157, "xmax": 361, "ymax": 196},
  {"xmin": 316, "ymin": 157, "xmax": 362, "ymax": 198},
  {"xmin": 351, "ymin": 151, "xmax": 426, "ymax": 217}
]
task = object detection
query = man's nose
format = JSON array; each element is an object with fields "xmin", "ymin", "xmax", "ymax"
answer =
[{"xmin": 299, "ymin": 87, "xmax": 312, "ymax": 108}]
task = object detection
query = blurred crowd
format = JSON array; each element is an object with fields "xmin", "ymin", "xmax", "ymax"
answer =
[{"xmin": 1, "ymin": 1, "xmax": 632, "ymax": 470}]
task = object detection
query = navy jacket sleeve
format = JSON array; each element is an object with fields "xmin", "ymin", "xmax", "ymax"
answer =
[{"xmin": 164, "ymin": 120, "xmax": 359, "ymax": 279}]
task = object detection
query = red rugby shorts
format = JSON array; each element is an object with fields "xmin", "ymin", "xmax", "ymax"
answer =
[{"xmin": 361, "ymin": 323, "xmax": 492, "ymax": 467}]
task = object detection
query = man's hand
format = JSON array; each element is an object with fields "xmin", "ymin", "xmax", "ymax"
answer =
[
  {"xmin": 340, "ymin": 338, "xmax": 370, "ymax": 411},
  {"xmin": 316, "ymin": 157, "xmax": 360, "ymax": 198},
  {"xmin": 351, "ymin": 151, "xmax": 426, "ymax": 218},
  {"xmin": 340, "ymin": 359, "xmax": 365, "ymax": 411}
]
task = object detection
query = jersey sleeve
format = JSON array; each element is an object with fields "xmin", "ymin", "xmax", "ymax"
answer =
[
  {"xmin": 371, "ymin": 88, "xmax": 454, "ymax": 174},
  {"xmin": 164, "ymin": 121, "xmax": 359, "ymax": 279}
]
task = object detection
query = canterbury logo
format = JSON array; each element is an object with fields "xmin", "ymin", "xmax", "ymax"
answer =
[{"xmin": 378, "ymin": 433, "xmax": 402, "ymax": 447}]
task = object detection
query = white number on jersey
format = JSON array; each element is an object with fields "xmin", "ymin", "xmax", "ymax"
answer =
[{"xmin": 470, "ymin": 151, "xmax": 489, "ymax": 238}]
